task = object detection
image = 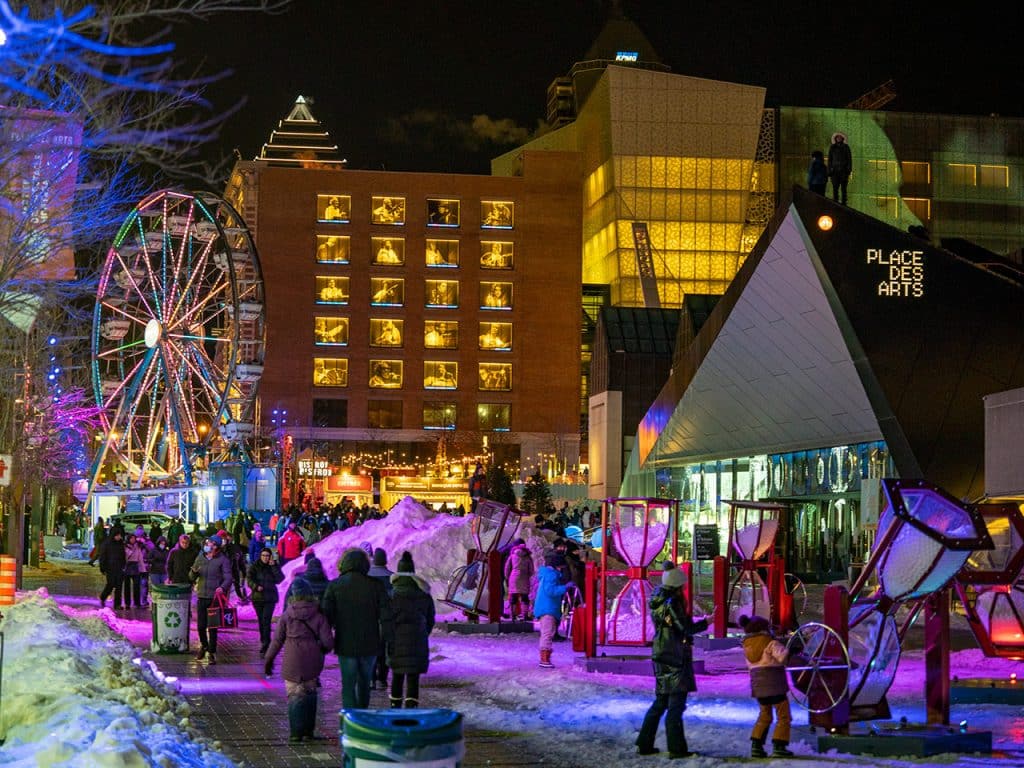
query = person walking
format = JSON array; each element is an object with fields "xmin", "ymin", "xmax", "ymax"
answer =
[
  {"xmin": 739, "ymin": 614, "xmax": 794, "ymax": 758},
  {"xmin": 387, "ymin": 551, "xmax": 435, "ymax": 708},
  {"xmin": 147, "ymin": 536, "xmax": 170, "ymax": 587},
  {"xmin": 321, "ymin": 547, "xmax": 393, "ymax": 710},
  {"xmin": 368, "ymin": 547, "xmax": 394, "ymax": 691},
  {"xmin": 189, "ymin": 534, "xmax": 233, "ymax": 665},
  {"xmin": 123, "ymin": 532, "xmax": 147, "ymax": 608},
  {"xmin": 807, "ymin": 149, "xmax": 828, "ymax": 195},
  {"xmin": 277, "ymin": 520, "xmax": 306, "ymax": 565},
  {"xmin": 98, "ymin": 525, "xmax": 126, "ymax": 609},
  {"xmin": 248, "ymin": 526, "xmax": 268, "ymax": 567},
  {"xmin": 534, "ymin": 551, "xmax": 569, "ymax": 668},
  {"xmin": 635, "ymin": 562, "xmax": 709, "ymax": 759},
  {"xmin": 827, "ymin": 131, "xmax": 853, "ymax": 205},
  {"xmin": 264, "ymin": 577, "xmax": 334, "ymax": 743},
  {"xmin": 166, "ymin": 533, "xmax": 195, "ymax": 585},
  {"xmin": 503, "ymin": 539, "xmax": 535, "ymax": 621},
  {"xmin": 248, "ymin": 546, "xmax": 285, "ymax": 655},
  {"xmin": 88, "ymin": 516, "xmax": 106, "ymax": 566}
]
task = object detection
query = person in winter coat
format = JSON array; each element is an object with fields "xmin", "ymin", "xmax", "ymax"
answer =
[
  {"xmin": 368, "ymin": 548, "xmax": 394, "ymax": 690},
  {"xmin": 123, "ymin": 532, "xmax": 148, "ymax": 608},
  {"xmin": 827, "ymin": 131, "xmax": 853, "ymax": 205},
  {"xmin": 636, "ymin": 562, "xmax": 709, "ymax": 759},
  {"xmin": 248, "ymin": 547, "xmax": 285, "ymax": 654},
  {"xmin": 166, "ymin": 533, "xmax": 196, "ymax": 585},
  {"xmin": 503, "ymin": 540, "xmax": 535, "ymax": 621},
  {"xmin": 147, "ymin": 536, "xmax": 170, "ymax": 587},
  {"xmin": 98, "ymin": 525, "xmax": 127, "ymax": 609},
  {"xmin": 189, "ymin": 534, "xmax": 234, "ymax": 665},
  {"xmin": 321, "ymin": 547, "xmax": 393, "ymax": 710},
  {"xmin": 533, "ymin": 551, "xmax": 569, "ymax": 668},
  {"xmin": 807, "ymin": 149, "xmax": 828, "ymax": 195},
  {"xmin": 387, "ymin": 551, "xmax": 435, "ymax": 708},
  {"xmin": 265, "ymin": 577, "xmax": 334, "ymax": 743},
  {"xmin": 277, "ymin": 520, "xmax": 306, "ymax": 565},
  {"xmin": 285, "ymin": 551, "xmax": 330, "ymax": 603},
  {"xmin": 248, "ymin": 527, "xmax": 268, "ymax": 566},
  {"xmin": 739, "ymin": 614, "xmax": 794, "ymax": 758},
  {"xmin": 218, "ymin": 529, "xmax": 248, "ymax": 603}
]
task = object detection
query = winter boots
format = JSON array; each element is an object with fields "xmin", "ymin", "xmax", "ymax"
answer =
[
  {"xmin": 404, "ymin": 698, "xmax": 419, "ymax": 708},
  {"xmin": 539, "ymin": 649, "xmax": 554, "ymax": 668},
  {"xmin": 750, "ymin": 739, "xmax": 767, "ymax": 758},
  {"xmin": 771, "ymin": 740, "xmax": 794, "ymax": 757},
  {"xmin": 195, "ymin": 645, "xmax": 207, "ymax": 661},
  {"xmin": 390, "ymin": 697, "xmax": 403, "ymax": 708}
]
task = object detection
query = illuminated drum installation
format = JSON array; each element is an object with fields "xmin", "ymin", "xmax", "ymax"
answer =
[
  {"xmin": 724, "ymin": 501, "xmax": 784, "ymax": 626},
  {"xmin": 443, "ymin": 499, "xmax": 522, "ymax": 618}
]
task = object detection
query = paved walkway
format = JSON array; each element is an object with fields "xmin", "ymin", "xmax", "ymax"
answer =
[{"xmin": 20, "ymin": 561, "xmax": 546, "ymax": 767}]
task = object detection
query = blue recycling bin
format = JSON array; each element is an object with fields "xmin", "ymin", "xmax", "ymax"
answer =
[{"xmin": 340, "ymin": 708, "xmax": 463, "ymax": 767}]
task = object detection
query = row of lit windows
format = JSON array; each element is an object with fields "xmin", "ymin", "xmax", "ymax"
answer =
[
  {"xmin": 316, "ymin": 236, "xmax": 514, "ymax": 269},
  {"xmin": 316, "ymin": 277, "xmax": 513, "ymax": 310},
  {"xmin": 310, "ymin": 399, "xmax": 511, "ymax": 430},
  {"xmin": 316, "ymin": 195, "xmax": 515, "ymax": 229},
  {"xmin": 314, "ymin": 358, "xmax": 512, "ymax": 391},
  {"xmin": 315, "ymin": 318, "xmax": 511, "ymax": 351},
  {"xmin": 867, "ymin": 160, "xmax": 1010, "ymax": 188}
]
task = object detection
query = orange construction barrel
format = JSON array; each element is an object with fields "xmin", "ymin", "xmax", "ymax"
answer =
[{"xmin": 0, "ymin": 554, "xmax": 16, "ymax": 606}]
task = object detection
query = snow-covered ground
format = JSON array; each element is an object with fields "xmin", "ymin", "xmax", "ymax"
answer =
[{"xmin": 3, "ymin": 496, "xmax": 1024, "ymax": 767}]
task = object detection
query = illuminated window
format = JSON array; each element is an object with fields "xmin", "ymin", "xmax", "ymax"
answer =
[
  {"xmin": 424, "ymin": 321, "xmax": 458, "ymax": 349},
  {"xmin": 369, "ymin": 318, "xmax": 404, "ymax": 347},
  {"xmin": 316, "ymin": 194, "xmax": 350, "ymax": 223},
  {"xmin": 947, "ymin": 163, "xmax": 977, "ymax": 186},
  {"xmin": 424, "ymin": 361, "xmax": 457, "ymax": 390},
  {"xmin": 901, "ymin": 161, "xmax": 931, "ymax": 185},
  {"xmin": 314, "ymin": 316, "xmax": 349, "ymax": 346},
  {"xmin": 478, "ymin": 403, "xmax": 510, "ymax": 431},
  {"xmin": 315, "ymin": 235, "xmax": 349, "ymax": 264},
  {"xmin": 904, "ymin": 197, "xmax": 931, "ymax": 221},
  {"xmin": 312, "ymin": 399, "xmax": 347, "ymax": 428},
  {"xmin": 481, "ymin": 241, "xmax": 513, "ymax": 269},
  {"xmin": 870, "ymin": 196, "xmax": 899, "ymax": 218},
  {"xmin": 481, "ymin": 200, "xmax": 514, "ymax": 229},
  {"xmin": 480, "ymin": 281, "xmax": 512, "ymax": 310},
  {"xmin": 368, "ymin": 399, "xmax": 402, "ymax": 429},
  {"xmin": 370, "ymin": 278, "xmax": 404, "ymax": 307},
  {"xmin": 372, "ymin": 237, "xmax": 405, "ymax": 266},
  {"xmin": 426, "ymin": 279, "xmax": 459, "ymax": 308},
  {"xmin": 315, "ymin": 276, "xmax": 349, "ymax": 305},
  {"xmin": 427, "ymin": 198, "xmax": 460, "ymax": 227},
  {"xmin": 369, "ymin": 359, "xmax": 403, "ymax": 389},
  {"xmin": 371, "ymin": 196, "xmax": 405, "ymax": 225},
  {"xmin": 426, "ymin": 239, "xmax": 459, "ymax": 267},
  {"xmin": 424, "ymin": 402, "xmax": 456, "ymax": 430},
  {"xmin": 478, "ymin": 321, "xmax": 511, "ymax": 351},
  {"xmin": 313, "ymin": 358, "xmax": 348, "ymax": 387},
  {"xmin": 479, "ymin": 362, "xmax": 511, "ymax": 391},
  {"xmin": 980, "ymin": 165, "xmax": 1009, "ymax": 188}
]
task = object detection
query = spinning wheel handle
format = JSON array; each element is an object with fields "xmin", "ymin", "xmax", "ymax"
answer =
[{"xmin": 784, "ymin": 621, "xmax": 851, "ymax": 714}]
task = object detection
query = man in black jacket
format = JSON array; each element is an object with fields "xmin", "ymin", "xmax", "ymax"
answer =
[
  {"xmin": 166, "ymin": 534, "xmax": 196, "ymax": 585},
  {"xmin": 98, "ymin": 525, "xmax": 126, "ymax": 609},
  {"xmin": 321, "ymin": 548, "xmax": 392, "ymax": 710},
  {"xmin": 827, "ymin": 131, "xmax": 853, "ymax": 205}
]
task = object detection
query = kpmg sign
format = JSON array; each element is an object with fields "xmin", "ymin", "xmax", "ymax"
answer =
[{"xmin": 866, "ymin": 248, "xmax": 924, "ymax": 298}]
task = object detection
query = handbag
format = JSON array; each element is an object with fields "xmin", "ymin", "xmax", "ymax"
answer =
[
  {"xmin": 206, "ymin": 592, "xmax": 238, "ymax": 630},
  {"xmin": 124, "ymin": 561, "xmax": 140, "ymax": 576}
]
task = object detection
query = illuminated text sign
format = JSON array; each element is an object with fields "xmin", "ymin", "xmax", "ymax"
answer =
[
  {"xmin": 866, "ymin": 248, "xmax": 924, "ymax": 297},
  {"xmin": 615, "ymin": 51, "xmax": 638, "ymax": 61},
  {"xmin": 298, "ymin": 459, "xmax": 331, "ymax": 477}
]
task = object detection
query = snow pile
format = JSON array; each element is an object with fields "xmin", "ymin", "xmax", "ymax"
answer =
[
  {"xmin": 279, "ymin": 496, "xmax": 556, "ymax": 616},
  {"xmin": 0, "ymin": 590, "xmax": 235, "ymax": 768}
]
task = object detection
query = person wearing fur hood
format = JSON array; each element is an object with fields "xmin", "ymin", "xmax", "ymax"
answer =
[
  {"xmin": 387, "ymin": 551, "xmax": 436, "ymax": 708},
  {"xmin": 739, "ymin": 614, "xmax": 793, "ymax": 758},
  {"xmin": 503, "ymin": 539, "xmax": 534, "ymax": 621}
]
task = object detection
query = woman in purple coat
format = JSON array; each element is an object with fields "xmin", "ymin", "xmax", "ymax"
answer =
[{"xmin": 264, "ymin": 577, "xmax": 334, "ymax": 742}]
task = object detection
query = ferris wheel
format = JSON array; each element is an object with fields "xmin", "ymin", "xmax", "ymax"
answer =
[{"xmin": 89, "ymin": 189, "xmax": 266, "ymax": 490}]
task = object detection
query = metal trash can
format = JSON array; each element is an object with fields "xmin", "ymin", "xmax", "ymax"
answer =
[
  {"xmin": 150, "ymin": 583, "xmax": 192, "ymax": 654},
  {"xmin": 341, "ymin": 708, "xmax": 464, "ymax": 767}
]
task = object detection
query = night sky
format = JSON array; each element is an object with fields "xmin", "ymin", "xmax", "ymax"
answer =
[{"xmin": 179, "ymin": 0, "xmax": 1022, "ymax": 177}]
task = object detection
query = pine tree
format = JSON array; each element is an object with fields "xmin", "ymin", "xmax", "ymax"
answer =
[
  {"xmin": 520, "ymin": 469, "xmax": 552, "ymax": 515},
  {"xmin": 485, "ymin": 464, "xmax": 516, "ymax": 507}
]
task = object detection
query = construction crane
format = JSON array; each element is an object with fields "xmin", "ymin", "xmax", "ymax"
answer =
[
  {"xmin": 631, "ymin": 222, "xmax": 661, "ymax": 308},
  {"xmin": 846, "ymin": 79, "xmax": 897, "ymax": 110}
]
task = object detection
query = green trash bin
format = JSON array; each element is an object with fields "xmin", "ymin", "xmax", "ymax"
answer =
[
  {"xmin": 341, "ymin": 708, "xmax": 464, "ymax": 767},
  {"xmin": 150, "ymin": 583, "xmax": 192, "ymax": 654}
]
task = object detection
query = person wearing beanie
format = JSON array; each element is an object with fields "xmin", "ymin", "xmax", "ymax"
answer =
[
  {"xmin": 322, "ymin": 547, "xmax": 393, "ymax": 710},
  {"xmin": 265, "ymin": 576, "xmax": 334, "ymax": 743},
  {"xmin": 739, "ymin": 614, "xmax": 793, "ymax": 758},
  {"xmin": 367, "ymin": 547, "xmax": 394, "ymax": 690},
  {"xmin": 533, "ymin": 550, "xmax": 570, "ymax": 669},
  {"xmin": 248, "ymin": 546, "xmax": 284, "ymax": 655},
  {"xmin": 188, "ymin": 534, "xmax": 233, "ymax": 665},
  {"xmin": 636, "ymin": 561, "xmax": 709, "ymax": 759},
  {"xmin": 387, "ymin": 551, "xmax": 435, "ymax": 708}
]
